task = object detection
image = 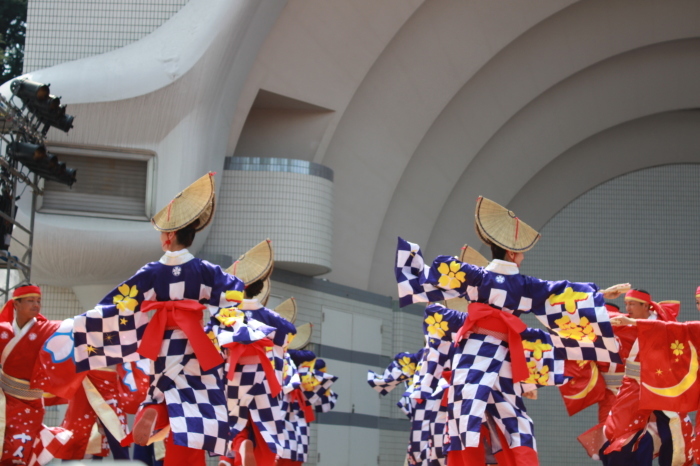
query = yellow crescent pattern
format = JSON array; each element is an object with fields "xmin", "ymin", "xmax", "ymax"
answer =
[
  {"xmin": 563, "ymin": 361, "xmax": 599, "ymax": 400},
  {"xmin": 642, "ymin": 341, "xmax": 698, "ymax": 398}
]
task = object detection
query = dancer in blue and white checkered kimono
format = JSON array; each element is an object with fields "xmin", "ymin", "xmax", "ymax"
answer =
[
  {"xmin": 73, "ymin": 173, "xmax": 246, "ymax": 466},
  {"xmin": 396, "ymin": 196, "xmax": 628, "ymax": 466},
  {"xmin": 212, "ymin": 290, "xmax": 298, "ymax": 465},
  {"xmin": 368, "ymin": 349, "xmax": 446, "ymax": 466}
]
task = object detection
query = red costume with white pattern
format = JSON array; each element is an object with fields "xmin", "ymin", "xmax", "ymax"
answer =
[{"xmin": 0, "ymin": 286, "xmax": 68, "ymax": 466}]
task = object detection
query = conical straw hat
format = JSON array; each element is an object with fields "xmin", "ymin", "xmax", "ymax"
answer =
[
  {"xmin": 459, "ymin": 244, "xmax": 489, "ymax": 267},
  {"xmin": 259, "ymin": 278, "xmax": 271, "ymax": 307},
  {"xmin": 289, "ymin": 322, "xmax": 312, "ymax": 350},
  {"xmin": 474, "ymin": 196, "xmax": 540, "ymax": 252},
  {"xmin": 152, "ymin": 173, "xmax": 216, "ymax": 232},
  {"xmin": 275, "ymin": 297, "xmax": 297, "ymax": 324},
  {"xmin": 226, "ymin": 239, "xmax": 274, "ymax": 285}
]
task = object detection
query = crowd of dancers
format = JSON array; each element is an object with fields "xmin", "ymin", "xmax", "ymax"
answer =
[
  {"xmin": 368, "ymin": 196, "xmax": 700, "ymax": 466},
  {"xmin": 2, "ymin": 171, "xmax": 699, "ymax": 466},
  {"xmin": 0, "ymin": 173, "xmax": 338, "ymax": 466}
]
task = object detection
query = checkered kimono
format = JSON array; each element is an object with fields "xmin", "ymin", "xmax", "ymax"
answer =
[
  {"xmin": 279, "ymin": 353, "xmax": 307, "ymax": 462},
  {"xmin": 212, "ymin": 300, "xmax": 297, "ymax": 459},
  {"xmin": 73, "ymin": 249, "xmax": 244, "ymax": 455},
  {"xmin": 289, "ymin": 351, "xmax": 339, "ymax": 414},
  {"xmin": 368, "ymin": 350, "xmax": 444, "ymax": 465},
  {"xmin": 417, "ymin": 304, "xmax": 576, "ymax": 453}
]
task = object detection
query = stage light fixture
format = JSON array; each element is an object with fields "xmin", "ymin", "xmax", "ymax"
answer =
[
  {"xmin": 10, "ymin": 78, "xmax": 75, "ymax": 134},
  {"xmin": 6, "ymin": 142, "xmax": 77, "ymax": 187}
]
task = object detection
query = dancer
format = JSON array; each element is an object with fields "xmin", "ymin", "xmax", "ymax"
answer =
[
  {"xmin": 398, "ymin": 196, "xmax": 626, "ymax": 466},
  {"xmin": 214, "ymin": 240, "xmax": 297, "ymax": 466},
  {"xmin": 73, "ymin": 173, "xmax": 246, "ymax": 465},
  {"xmin": 607, "ymin": 290, "xmax": 695, "ymax": 465},
  {"xmin": 0, "ymin": 285, "xmax": 73, "ymax": 465}
]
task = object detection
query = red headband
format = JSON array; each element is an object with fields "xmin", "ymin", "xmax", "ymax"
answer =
[
  {"xmin": 13, "ymin": 285, "xmax": 41, "ymax": 299},
  {"xmin": 0, "ymin": 285, "xmax": 44, "ymax": 323},
  {"xmin": 624, "ymin": 290, "xmax": 651, "ymax": 304}
]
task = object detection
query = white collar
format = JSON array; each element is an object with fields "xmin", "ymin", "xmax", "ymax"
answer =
[
  {"xmin": 240, "ymin": 299, "xmax": 263, "ymax": 311},
  {"xmin": 159, "ymin": 249, "xmax": 195, "ymax": 266},
  {"xmin": 13, "ymin": 317, "xmax": 36, "ymax": 336},
  {"xmin": 484, "ymin": 259, "xmax": 520, "ymax": 275}
]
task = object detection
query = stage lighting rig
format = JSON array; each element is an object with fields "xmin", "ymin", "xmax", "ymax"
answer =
[
  {"xmin": 6, "ymin": 141, "xmax": 76, "ymax": 187},
  {"xmin": 10, "ymin": 78, "xmax": 74, "ymax": 135}
]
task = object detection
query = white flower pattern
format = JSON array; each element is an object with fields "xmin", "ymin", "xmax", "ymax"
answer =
[{"xmin": 173, "ymin": 266, "xmax": 182, "ymax": 277}]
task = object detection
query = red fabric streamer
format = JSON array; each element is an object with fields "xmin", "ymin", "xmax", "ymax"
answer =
[
  {"xmin": 455, "ymin": 302, "xmax": 528, "ymax": 383},
  {"xmin": 290, "ymin": 388, "xmax": 315, "ymax": 423},
  {"xmin": 223, "ymin": 338, "xmax": 282, "ymax": 397},
  {"xmin": 137, "ymin": 300, "xmax": 223, "ymax": 371}
]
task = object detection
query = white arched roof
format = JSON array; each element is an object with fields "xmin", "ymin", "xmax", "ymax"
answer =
[{"xmin": 9, "ymin": 0, "xmax": 700, "ymax": 293}]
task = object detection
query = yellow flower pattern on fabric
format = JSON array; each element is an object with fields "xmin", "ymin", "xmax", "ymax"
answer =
[
  {"xmin": 437, "ymin": 261, "xmax": 466, "ymax": 289},
  {"xmin": 425, "ymin": 313, "xmax": 449, "ymax": 338},
  {"xmin": 548, "ymin": 287, "xmax": 590, "ymax": 314},
  {"xmin": 671, "ymin": 340, "xmax": 685, "ymax": 356},
  {"xmin": 301, "ymin": 373, "xmax": 320, "ymax": 391},
  {"xmin": 113, "ymin": 284, "xmax": 139, "ymax": 312},
  {"xmin": 522, "ymin": 339, "xmax": 553, "ymax": 361},
  {"xmin": 553, "ymin": 315, "xmax": 597, "ymax": 343},
  {"xmin": 225, "ymin": 290, "xmax": 244, "ymax": 304},
  {"xmin": 398, "ymin": 356, "xmax": 416, "ymax": 376},
  {"xmin": 207, "ymin": 330, "xmax": 221, "ymax": 351},
  {"xmin": 216, "ymin": 308, "xmax": 245, "ymax": 327},
  {"xmin": 300, "ymin": 360, "xmax": 315, "ymax": 371},
  {"xmin": 524, "ymin": 360, "xmax": 550, "ymax": 385}
]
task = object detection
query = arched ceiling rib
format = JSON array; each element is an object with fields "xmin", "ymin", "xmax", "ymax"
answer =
[
  {"xmin": 507, "ymin": 110, "xmax": 700, "ymax": 237},
  {"xmin": 318, "ymin": 0, "xmax": 576, "ymax": 290},
  {"xmin": 362, "ymin": 2, "xmax": 700, "ymax": 295}
]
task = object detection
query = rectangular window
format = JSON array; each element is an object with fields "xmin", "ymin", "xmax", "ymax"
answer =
[{"xmin": 39, "ymin": 145, "xmax": 155, "ymax": 220}]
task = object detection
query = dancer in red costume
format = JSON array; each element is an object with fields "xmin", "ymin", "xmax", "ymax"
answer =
[
  {"xmin": 604, "ymin": 290, "xmax": 693, "ymax": 466},
  {"xmin": 0, "ymin": 285, "xmax": 72, "ymax": 466}
]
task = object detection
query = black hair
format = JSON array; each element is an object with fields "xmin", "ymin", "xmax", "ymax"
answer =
[
  {"xmin": 490, "ymin": 243, "xmax": 507, "ymax": 260},
  {"xmin": 175, "ymin": 220, "xmax": 199, "ymax": 248},
  {"xmin": 245, "ymin": 279, "xmax": 265, "ymax": 299}
]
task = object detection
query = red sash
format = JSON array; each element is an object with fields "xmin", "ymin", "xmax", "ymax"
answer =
[
  {"xmin": 455, "ymin": 302, "xmax": 528, "ymax": 383},
  {"xmin": 137, "ymin": 300, "xmax": 223, "ymax": 371},
  {"xmin": 290, "ymin": 387, "xmax": 315, "ymax": 423},
  {"xmin": 223, "ymin": 338, "xmax": 282, "ymax": 397}
]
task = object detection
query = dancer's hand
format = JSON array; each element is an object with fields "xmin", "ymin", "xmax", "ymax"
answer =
[
  {"xmin": 602, "ymin": 283, "xmax": 631, "ymax": 299},
  {"xmin": 610, "ymin": 315, "xmax": 636, "ymax": 326}
]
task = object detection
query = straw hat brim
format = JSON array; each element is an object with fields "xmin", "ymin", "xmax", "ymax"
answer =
[
  {"xmin": 275, "ymin": 297, "xmax": 297, "ymax": 324},
  {"xmin": 226, "ymin": 239, "xmax": 274, "ymax": 285},
  {"xmin": 441, "ymin": 297, "xmax": 469, "ymax": 313},
  {"xmin": 459, "ymin": 244, "xmax": 489, "ymax": 268},
  {"xmin": 289, "ymin": 322, "xmax": 312, "ymax": 350},
  {"xmin": 152, "ymin": 173, "xmax": 216, "ymax": 232},
  {"xmin": 474, "ymin": 196, "xmax": 540, "ymax": 252}
]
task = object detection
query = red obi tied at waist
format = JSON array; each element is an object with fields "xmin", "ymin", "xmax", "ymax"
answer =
[
  {"xmin": 290, "ymin": 387, "xmax": 315, "ymax": 423},
  {"xmin": 137, "ymin": 299, "xmax": 224, "ymax": 371},
  {"xmin": 455, "ymin": 302, "xmax": 529, "ymax": 383},
  {"xmin": 223, "ymin": 338, "xmax": 282, "ymax": 397}
]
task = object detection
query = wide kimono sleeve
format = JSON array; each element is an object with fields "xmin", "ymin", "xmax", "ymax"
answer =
[
  {"xmin": 412, "ymin": 304, "xmax": 464, "ymax": 400},
  {"xmin": 523, "ymin": 276, "xmax": 621, "ymax": 364},
  {"xmin": 520, "ymin": 327, "xmax": 568, "ymax": 387},
  {"xmin": 282, "ymin": 352, "xmax": 301, "ymax": 394},
  {"xmin": 420, "ymin": 255, "xmax": 485, "ymax": 300},
  {"xmin": 367, "ymin": 351, "xmax": 418, "ymax": 396},
  {"xmin": 201, "ymin": 262, "xmax": 245, "ymax": 332},
  {"xmin": 73, "ymin": 265, "xmax": 156, "ymax": 372}
]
